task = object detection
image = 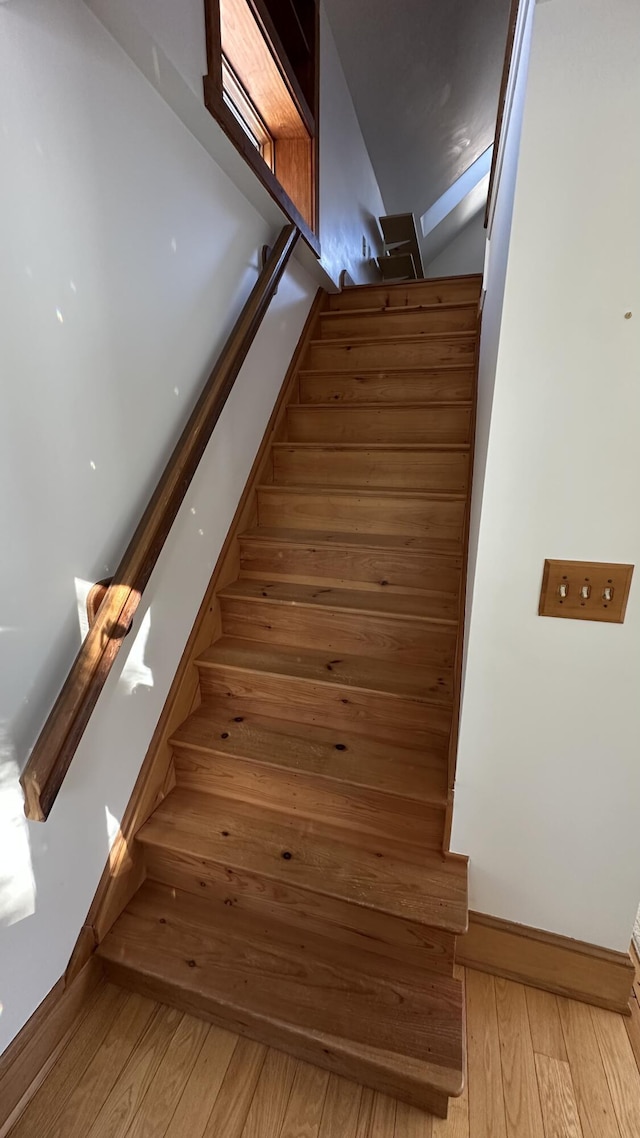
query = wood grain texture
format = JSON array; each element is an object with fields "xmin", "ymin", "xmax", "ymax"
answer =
[
  {"xmin": 86, "ymin": 1003, "xmax": 182, "ymax": 1138},
  {"xmin": 526, "ymin": 987, "xmax": 568, "ymax": 1062},
  {"xmin": 458, "ymin": 911, "xmax": 634, "ymax": 1013},
  {"xmin": 287, "ymin": 404, "xmax": 472, "ymax": 445},
  {"xmin": 46, "ymin": 993, "xmax": 158, "ymax": 1138},
  {"xmin": 16, "ymin": 964, "xmax": 640, "ymax": 1138},
  {"xmin": 318, "ymin": 1075, "xmax": 363, "ymax": 1138},
  {"xmin": 590, "ymin": 1006, "xmax": 640, "ymax": 1138},
  {"xmin": 272, "ymin": 443, "xmax": 470, "ymax": 492},
  {"xmin": 298, "ymin": 369, "xmax": 474, "ymax": 405},
  {"xmin": 240, "ymin": 1048, "xmax": 298, "ymax": 1138},
  {"xmin": 0, "ymin": 959, "xmax": 103, "ymax": 1136},
  {"xmin": 394, "ymin": 1100, "xmax": 433, "ymax": 1136},
  {"xmin": 8, "ymin": 982, "xmax": 122, "ymax": 1138},
  {"xmin": 218, "ymin": 577, "xmax": 458, "ymax": 666},
  {"xmin": 465, "ymin": 968, "xmax": 507, "ymax": 1138},
  {"xmin": 279, "ymin": 1061, "xmax": 329, "ymax": 1138},
  {"xmin": 125, "ymin": 1013, "xmax": 209, "ymax": 1138},
  {"xmin": 257, "ymin": 485, "xmax": 466, "ymax": 541},
  {"xmin": 534, "ymin": 1055, "xmax": 583, "ymax": 1138},
  {"xmin": 303, "ymin": 334, "xmax": 476, "ymax": 372},
  {"xmin": 171, "ymin": 744, "xmax": 445, "ymax": 851},
  {"xmin": 319, "ymin": 306, "xmax": 477, "ymax": 340},
  {"xmin": 557, "ymin": 996, "xmax": 620, "ymax": 1138},
  {"xmin": 137, "ymin": 797, "xmax": 467, "ymax": 931},
  {"xmin": 239, "ymin": 527, "xmax": 462, "ymax": 594},
  {"xmin": 495, "ymin": 978, "xmax": 545, "ymax": 1138},
  {"xmin": 202, "ymin": 1038, "xmax": 267, "ymax": 1138},
  {"xmin": 164, "ymin": 1025, "xmax": 238, "ymax": 1138},
  {"xmin": 326, "ymin": 277, "xmax": 482, "ymax": 312}
]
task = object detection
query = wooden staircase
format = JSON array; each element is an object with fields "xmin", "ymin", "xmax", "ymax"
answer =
[{"xmin": 97, "ymin": 273, "xmax": 481, "ymax": 1118}]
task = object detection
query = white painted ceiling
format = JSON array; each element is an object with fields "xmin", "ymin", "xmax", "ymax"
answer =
[{"xmin": 323, "ymin": 0, "xmax": 512, "ymax": 218}]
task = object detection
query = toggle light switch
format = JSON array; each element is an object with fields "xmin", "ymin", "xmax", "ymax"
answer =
[{"xmin": 539, "ymin": 560, "xmax": 634, "ymax": 623}]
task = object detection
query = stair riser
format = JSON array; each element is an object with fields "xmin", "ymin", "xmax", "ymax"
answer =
[
  {"xmin": 327, "ymin": 279, "xmax": 482, "ymax": 311},
  {"xmin": 172, "ymin": 747, "xmax": 445, "ymax": 850},
  {"xmin": 320, "ymin": 306, "xmax": 477, "ymax": 340},
  {"xmin": 257, "ymin": 489, "xmax": 466, "ymax": 540},
  {"xmin": 141, "ymin": 846, "xmax": 456, "ymax": 975},
  {"xmin": 220, "ymin": 596, "xmax": 457, "ymax": 667},
  {"xmin": 239, "ymin": 539, "xmax": 462, "ymax": 594},
  {"xmin": 197, "ymin": 666, "xmax": 452, "ymax": 742},
  {"xmin": 304, "ymin": 335, "xmax": 475, "ymax": 371},
  {"xmin": 273, "ymin": 445, "xmax": 470, "ymax": 491},
  {"xmin": 287, "ymin": 405, "xmax": 472, "ymax": 445},
  {"xmin": 299, "ymin": 369, "xmax": 474, "ymax": 404},
  {"xmin": 102, "ymin": 957, "xmax": 450, "ymax": 1117}
]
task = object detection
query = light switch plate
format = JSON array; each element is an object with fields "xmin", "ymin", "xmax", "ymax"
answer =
[{"xmin": 539, "ymin": 560, "xmax": 634, "ymax": 623}]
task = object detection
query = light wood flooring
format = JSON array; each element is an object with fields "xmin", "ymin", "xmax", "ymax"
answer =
[{"xmin": 11, "ymin": 964, "xmax": 640, "ymax": 1137}]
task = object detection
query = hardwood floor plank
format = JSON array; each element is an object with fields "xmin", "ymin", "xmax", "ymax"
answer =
[
  {"xmin": 10, "ymin": 984, "xmax": 124, "ymax": 1138},
  {"xmin": 125, "ymin": 1013, "xmax": 209, "ymax": 1137},
  {"xmin": 241, "ymin": 1049, "xmax": 298, "ymax": 1138},
  {"xmin": 279, "ymin": 1061, "xmax": 330, "ymax": 1138},
  {"xmin": 535, "ymin": 1054, "xmax": 583, "ymax": 1138},
  {"xmin": 394, "ymin": 1100, "xmax": 434, "ymax": 1136},
  {"xmin": 47, "ymin": 993, "xmax": 157, "ymax": 1138},
  {"xmin": 355, "ymin": 1087, "xmax": 375, "ymax": 1137},
  {"xmin": 87, "ymin": 1004, "xmax": 182, "ymax": 1138},
  {"xmin": 557, "ymin": 997, "xmax": 620, "ymax": 1138},
  {"xmin": 624, "ymin": 993, "xmax": 640, "ymax": 1072},
  {"xmin": 164, "ymin": 1026, "xmax": 239, "ymax": 1138},
  {"xmin": 368, "ymin": 1092, "xmax": 397, "ymax": 1136},
  {"xmin": 465, "ymin": 968, "xmax": 507, "ymax": 1138},
  {"xmin": 202, "ymin": 1038, "xmax": 267, "ymax": 1138},
  {"xmin": 495, "ymin": 978, "xmax": 545, "ymax": 1138},
  {"xmin": 317, "ymin": 1074, "xmax": 363, "ymax": 1138},
  {"xmin": 526, "ymin": 988, "xmax": 569, "ymax": 1062},
  {"xmin": 591, "ymin": 1006, "xmax": 640, "ymax": 1138},
  {"xmin": 431, "ymin": 1080, "xmax": 469, "ymax": 1138}
]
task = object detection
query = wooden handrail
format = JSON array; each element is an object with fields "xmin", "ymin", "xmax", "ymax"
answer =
[
  {"xmin": 21, "ymin": 223, "xmax": 299, "ymax": 822},
  {"xmin": 484, "ymin": 0, "xmax": 520, "ymax": 228}
]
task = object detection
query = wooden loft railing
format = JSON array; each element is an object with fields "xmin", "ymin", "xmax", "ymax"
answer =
[{"xmin": 21, "ymin": 224, "xmax": 299, "ymax": 823}]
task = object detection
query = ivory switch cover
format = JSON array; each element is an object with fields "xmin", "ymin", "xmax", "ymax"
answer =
[{"xmin": 539, "ymin": 560, "xmax": 634, "ymax": 623}]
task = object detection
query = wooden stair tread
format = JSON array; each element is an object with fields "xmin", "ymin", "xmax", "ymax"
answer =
[
  {"xmin": 218, "ymin": 578, "xmax": 458, "ymax": 624},
  {"xmin": 137, "ymin": 790, "xmax": 468, "ymax": 932},
  {"xmin": 241, "ymin": 526, "xmax": 463, "ymax": 557},
  {"xmin": 258, "ymin": 484, "xmax": 466, "ymax": 501},
  {"xmin": 170, "ymin": 707, "xmax": 447, "ymax": 801},
  {"xmin": 308, "ymin": 332, "xmax": 476, "ymax": 347},
  {"xmin": 320, "ymin": 301, "xmax": 477, "ymax": 318},
  {"xmin": 298, "ymin": 364, "xmax": 474, "ymax": 376},
  {"xmin": 272, "ymin": 441, "xmax": 470, "ymax": 451},
  {"xmin": 197, "ymin": 636, "xmax": 453, "ymax": 704},
  {"xmin": 98, "ymin": 880, "xmax": 464, "ymax": 1096},
  {"xmin": 289, "ymin": 401, "xmax": 473, "ymax": 410}
]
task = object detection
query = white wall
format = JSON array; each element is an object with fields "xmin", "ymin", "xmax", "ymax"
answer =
[
  {"xmin": 453, "ymin": 0, "xmax": 640, "ymax": 952},
  {"xmin": 318, "ymin": 3, "xmax": 386, "ymax": 284},
  {"xmin": 425, "ymin": 210, "xmax": 486, "ymax": 279},
  {"xmin": 0, "ymin": 0, "xmax": 318, "ymax": 1052}
]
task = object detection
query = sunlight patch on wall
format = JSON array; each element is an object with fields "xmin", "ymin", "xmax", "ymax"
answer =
[
  {"xmin": 119, "ymin": 607, "xmax": 154, "ymax": 695},
  {"xmin": 0, "ymin": 727, "xmax": 36, "ymax": 928}
]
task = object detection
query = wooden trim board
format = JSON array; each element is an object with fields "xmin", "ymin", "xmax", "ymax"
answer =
[
  {"xmin": 0, "ymin": 959, "xmax": 102, "ymax": 1136},
  {"xmin": 457, "ymin": 910, "xmax": 634, "ymax": 1014}
]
